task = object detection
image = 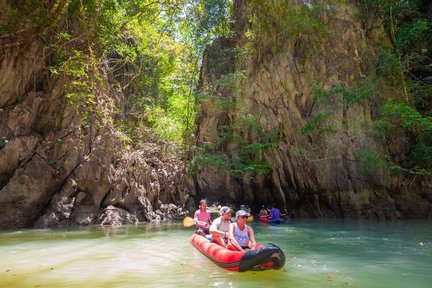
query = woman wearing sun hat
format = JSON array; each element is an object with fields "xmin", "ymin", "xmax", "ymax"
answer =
[{"xmin": 228, "ymin": 210, "xmax": 257, "ymax": 251}]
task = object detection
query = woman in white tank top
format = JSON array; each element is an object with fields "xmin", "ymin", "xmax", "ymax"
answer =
[{"xmin": 228, "ymin": 210, "xmax": 257, "ymax": 251}]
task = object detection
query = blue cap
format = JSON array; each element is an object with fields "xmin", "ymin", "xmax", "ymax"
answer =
[{"xmin": 236, "ymin": 210, "xmax": 250, "ymax": 217}]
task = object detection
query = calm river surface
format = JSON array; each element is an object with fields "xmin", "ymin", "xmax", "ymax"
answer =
[{"xmin": 1, "ymin": 220, "xmax": 431, "ymax": 288}]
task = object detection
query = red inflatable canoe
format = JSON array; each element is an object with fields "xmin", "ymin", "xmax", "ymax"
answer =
[
  {"xmin": 258, "ymin": 216, "xmax": 270, "ymax": 223},
  {"xmin": 190, "ymin": 233, "xmax": 286, "ymax": 272}
]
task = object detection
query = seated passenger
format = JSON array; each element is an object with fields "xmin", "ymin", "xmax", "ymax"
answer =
[
  {"xmin": 228, "ymin": 210, "xmax": 256, "ymax": 251},
  {"xmin": 269, "ymin": 206, "xmax": 282, "ymax": 220},
  {"xmin": 209, "ymin": 206, "xmax": 232, "ymax": 247},
  {"xmin": 259, "ymin": 205, "xmax": 268, "ymax": 217}
]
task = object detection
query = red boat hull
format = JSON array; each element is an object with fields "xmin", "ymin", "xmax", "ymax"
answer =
[
  {"xmin": 258, "ymin": 216, "xmax": 270, "ymax": 223},
  {"xmin": 190, "ymin": 233, "xmax": 286, "ymax": 272}
]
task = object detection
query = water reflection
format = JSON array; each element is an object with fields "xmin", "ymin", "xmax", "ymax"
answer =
[{"xmin": 0, "ymin": 220, "xmax": 431, "ymax": 287}]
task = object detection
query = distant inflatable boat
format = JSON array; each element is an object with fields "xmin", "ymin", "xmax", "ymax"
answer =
[
  {"xmin": 258, "ymin": 216, "xmax": 270, "ymax": 223},
  {"xmin": 190, "ymin": 233, "xmax": 286, "ymax": 272},
  {"xmin": 258, "ymin": 217, "xmax": 284, "ymax": 223},
  {"xmin": 269, "ymin": 218, "xmax": 284, "ymax": 224}
]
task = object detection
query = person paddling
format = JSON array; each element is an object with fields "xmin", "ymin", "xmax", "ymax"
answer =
[
  {"xmin": 228, "ymin": 210, "xmax": 256, "ymax": 251},
  {"xmin": 194, "ymin": 199, "xmax": 212, "ymax": 235}
]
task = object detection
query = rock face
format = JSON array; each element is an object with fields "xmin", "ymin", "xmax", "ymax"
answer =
[
  {"xmin": 0, "ymin": 29, "xmax": 189, "ymax": 229},
  {"xmin": 193, "ymin": 1, "xmax": 432, "ymax": 219}
]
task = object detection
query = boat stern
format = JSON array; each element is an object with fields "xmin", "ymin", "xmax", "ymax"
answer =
[{"xmin": 238, "ymin": 243, "xmax": 286, "ymax": 272}]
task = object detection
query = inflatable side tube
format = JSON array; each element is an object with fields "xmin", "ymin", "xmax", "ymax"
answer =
[
  {"xmin": 269, "ymin": 218, "xmax": 284, "ymax": 224},
  {"xmin": 258, "ymin": 216, "xmax": 270, "ymax": 223},
  {"xmin": 238, "ymin": 243, "xmax": 286, "ymax": 272}
]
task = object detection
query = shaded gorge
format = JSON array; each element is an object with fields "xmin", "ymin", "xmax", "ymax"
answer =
[{"xmin": 1, "ymin": 220, "xmax": 431, "ymax": 287}]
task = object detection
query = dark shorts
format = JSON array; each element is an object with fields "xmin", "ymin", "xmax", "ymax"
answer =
[{"xmin": 197, "ymin": 227, "xmax": 209, "ymax": 235}]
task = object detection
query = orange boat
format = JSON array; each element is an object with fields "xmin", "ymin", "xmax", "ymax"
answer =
[{"xmin": 190, "ymin": 233, "xmax": 286, "ymax": 272}]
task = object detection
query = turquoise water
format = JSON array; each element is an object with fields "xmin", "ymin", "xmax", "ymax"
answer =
[{"xmin": 0, "ymin": 220, "xmax": 431, "ymax": 287}]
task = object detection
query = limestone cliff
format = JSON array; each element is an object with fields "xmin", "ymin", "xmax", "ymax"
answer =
[
  {"xmin": 0, "ymin": 4, "xmax": 189, "ymax": 229},
  {"xmin": 193, "ymin": 0, "xmax": 432, "ymax": 219}
]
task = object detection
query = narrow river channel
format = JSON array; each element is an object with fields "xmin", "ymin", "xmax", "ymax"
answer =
[{"xmin": 1, "ymin": 220, "xmax": 431, "ymax": 287}]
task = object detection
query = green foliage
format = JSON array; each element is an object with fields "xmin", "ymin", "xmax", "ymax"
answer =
[
  {"xmin": 0, "ymin": 137, "xmax": 8, "ymax": 150},
  {"xmin": 49, "ymin": 47, "xmax": 97, "ymax": 117},
  {"xmin": 407, "ymin": 144, "xmax": 432, "ymax": 174},
  {"xmin": 300, "ymin": 111, "xmax": 335, "ymax": 135},
  {"xmin": 47, "ymin": 159, "xmax": 61, "ymax": 170},
  {"xmin": 190, "ymin": 152, "xmax": 228, "ymax": 171},
  {"xmin": 372, "ymin": 119, "xmax": 392, "ymax": 139},
  {"xmin": 178, "ymin": 0, "xmax": 233, "ymax": 56},
  {"xmin": 0, "ymin": 0, "xmax": 64, "ymax": 34},
  {"xmin": 121, "ymin": 0, "xmax": 233, "ymax": 147},
  {"xmin": 35, "ymin": 0, "xmax": 231, "ymax": 147},
  {"xmin": 214, "ymin": 71, "xmax": 246, "ymax": 95},
  {"xmin": 302, "ymin": 78, "xmax": 376, "ymax": 136},
  {"xmin": 358, "ymin": 0, "xmax": 432, "ymax": 114},
  {"xmin": 312, "ymin": 78, "xmax": 376, "ymax": 104},
  {"xmin": 190, "ymin": 120, "xmax": 280, "ymax": 177},
  {"xmin": 396, "ymin": 19, "xmax": 430, "ymax": 51},
  {"xmin": 355, "ymin": 148, "xmax": 386, "ymax": 173},
  {"xmin": 244, "ymin": 0, "xmax": 339, "ymax": 58},
  {"xmin": 376, "ymin": 49, "xmax": 400, "ymax": 80},
  {"xmin": 408, "ymin": 77, "xmax": 432, "ymax": 115},
  {"xmin": 357, "ymin": 0, "xmax": 432, "ymax": 175},
  {"xmin": 378, "ymin": 99, "xmax": 432, "ymax": 133},
  {"xmin": 373, "ymin": 99, "xmax": 432, "ymax": 174},
  {"xmin": 145, "ymin": 105, "xmax": 184, "ymax": 144},
  {"xmin": 191, "ymin": 69, "xmax": 280, "ymax": 177}
]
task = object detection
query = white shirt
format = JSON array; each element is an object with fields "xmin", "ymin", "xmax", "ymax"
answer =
[
  {"xmin": 233, "ymin": 223, "xmax": 249, "ymax": 247},
  {"xmin": 210, "ymin": 216, "xmax": 230, "ymax": 232}
]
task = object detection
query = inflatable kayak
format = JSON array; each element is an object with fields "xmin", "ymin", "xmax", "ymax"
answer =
[
  {"xmin": 190, "ymin": 233, "xmax": 286, "ymax": 272},
  {"xmin": 269, "ymin": 218, "xmax": 284, "ymax": 224},
  {"xmin": 258, "ymin": 216, "xmax": 270, "ymax": 223}
]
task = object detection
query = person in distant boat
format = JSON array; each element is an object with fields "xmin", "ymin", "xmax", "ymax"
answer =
[
  {"xmin": 259, "ymin": 205, "xmax": 268, "ymax": 218},
  {"xmin": 269, "ymin": 206, "xmax": 282, "ymax": 220},
  {"xmin": 228, "ymin": 210, "xmax": 256, "ymax": 251},
  {"xmin": 194, "ymin": 199, "xmax": 212, "ymax": 235},
  {"xmin": 240, "ymin": 204, "xmax": 251, "ymax": 213},
  {"xmin": 209, "ymin": 206, "xmax": 232, "ymax": 247}
]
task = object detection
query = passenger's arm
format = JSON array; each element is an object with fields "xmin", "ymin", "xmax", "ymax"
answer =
[
  {"xmin": 248, "ymin": 226, "xmax": 257, "ymax": 250},
  {"xmin": 209, "ymin": 221, "xmax": 225, "ymax": 237},
  {"xmin": 228, "ymin": 223, "xmax": 243, "ymax": 251}
]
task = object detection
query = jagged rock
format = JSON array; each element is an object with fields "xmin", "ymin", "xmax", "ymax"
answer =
[
  {"xmin": 0, "ymin": 26, "xmax": 189, "ymax": 229},
  {"xmin": 98, "ymin": 205, "xmax": 139, "ymax": 226}
]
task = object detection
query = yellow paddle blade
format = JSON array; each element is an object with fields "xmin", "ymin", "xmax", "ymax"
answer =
[
  {"xmin": 183, "ymin": 216, "xmax": 196, "ymax": 227},
  {"xmin": 247, "ymin": 215, "xmax": 254, "ymax": 223}
]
